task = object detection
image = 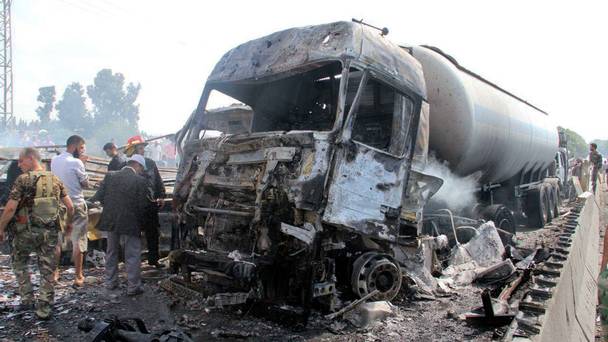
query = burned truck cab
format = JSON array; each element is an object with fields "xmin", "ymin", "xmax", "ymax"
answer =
[{"xmin": 172, "ymin": 21, "xmax": 440, "ymax": 310}]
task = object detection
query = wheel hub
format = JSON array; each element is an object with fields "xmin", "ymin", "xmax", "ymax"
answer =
[{"xmin": 351, "ymin": 252, "xmax": 402, "ymax": 301}]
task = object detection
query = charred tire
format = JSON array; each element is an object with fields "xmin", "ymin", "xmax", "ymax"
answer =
[
  {"xmin": 481, "ymin": 204, "xmax": 516, "ymax": 234},
  {"xmin": 351, "ymin": 252, "xmax": 402, "ymax": 301},
  {"xmin": 525, "ymin": 187, "xmax": 547, "ymax": 228}
]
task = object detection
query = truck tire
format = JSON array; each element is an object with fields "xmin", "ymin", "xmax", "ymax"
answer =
[
  {"xmin": 544, "ymin": 184, "xmax": 554, "ymax": 223},
  {"xmin": 481, "ymin": 204, "xmax": 516, "ymax": 234},
  {"xmin": 552, "ymin": 186, "xmax": 561, "ymax": 218},
  {"xmin": 525, "ymin": 188, "xmax": 547, "ymax": 228},
  {"xmin": 551, "ymin": 185, "xmax": 559, "ymax": 218}
]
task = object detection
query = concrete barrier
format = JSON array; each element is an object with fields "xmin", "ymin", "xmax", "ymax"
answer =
[
  {"xmin": 538, "ymin": 193, "xmax": 599, "ymax": 342},
  {"xmin": 511, "ymin": 192, "xmax": 600, "ymax": 341}
]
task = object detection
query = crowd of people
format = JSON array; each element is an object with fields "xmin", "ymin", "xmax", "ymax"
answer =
[
  {"xmin": 571, "ymin": 142, "xmax": 607, "ymax": 193},
  {"xmin": 0, "ymin": 134, "xmax": 166, "ymax": 320},
  {"xmin": 0, "ymin": 129, "xmax": 56, "ymax": 148}
]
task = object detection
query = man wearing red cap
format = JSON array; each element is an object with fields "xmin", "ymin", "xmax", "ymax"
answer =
[{"xmin": 125, "ymin": 135, "xmax": 166, "ymax": 268}]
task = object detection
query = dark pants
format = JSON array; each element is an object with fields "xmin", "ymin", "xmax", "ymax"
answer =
[
  {"xmin": 144, "ymin": 208, "xmax": 160, "ymax": 264},
  {"xmin": 592, "ymin": 168, "xmax": 599, "ymax": 193}
]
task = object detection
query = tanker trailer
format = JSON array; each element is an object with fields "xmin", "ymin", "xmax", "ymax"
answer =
[{"xmin": 410, "ymin": 46, "xmax": 564, "ymax": 230}]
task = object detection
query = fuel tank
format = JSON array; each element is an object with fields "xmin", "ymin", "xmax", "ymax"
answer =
[{"xmin": 410, "ymin": 46, "xmax": 558, "ymax": 184}]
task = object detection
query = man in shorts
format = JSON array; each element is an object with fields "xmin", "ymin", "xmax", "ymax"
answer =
[{"xmin": 51, "ymin": 135, "xmax": 90, "ymax": 287}]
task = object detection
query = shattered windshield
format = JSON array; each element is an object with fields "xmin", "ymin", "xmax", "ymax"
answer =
[{"xmin": 208, "ymin": 62, "xmax": 342, "ymax": 132}]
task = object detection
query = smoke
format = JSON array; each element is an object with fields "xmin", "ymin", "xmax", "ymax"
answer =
[{"xmin": 423, "ymin": 155, "xmax": 482, "ymax": 213}]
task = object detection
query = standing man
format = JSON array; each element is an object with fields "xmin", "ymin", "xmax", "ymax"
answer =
[
  {"xmin": 0, "ymin": 148, "xmax": 74, "ymax": 319},
  {"xmin": 125, "ymin": 136, "xmax": 166, "ymax": 268},
  {"xmin": 90, "ymin": 155, "xmax": 151, "ymax": 295},
  {"xmin": 51, "ymin": 135, "xmax": 89, "ymax": 286},
  {"xmin": 589, "ymin": 143, "xmax": 603, "ymax": 193},
  {"xmin": 103, "ymin": 142, "xmax": 127, "ymax": 172}
]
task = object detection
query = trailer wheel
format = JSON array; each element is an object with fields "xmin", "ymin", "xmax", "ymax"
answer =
[
  {"xmin": 544, "ymin": 184, "xmax": 554, "ymax": 223},
  {"xmin": 481, "ymin": 204, "xmax": 516, "ymax": 234},
  {"xmin": 525, "ymin": 188, "xmax": 547, "ymax": 228},
  {"xmin": 553, "ymin": 186, "xmax": 561, "ymax": 218}
]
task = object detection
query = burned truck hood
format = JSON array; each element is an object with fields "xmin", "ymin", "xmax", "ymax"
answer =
[
  {"xmin": 179, "ymin": 131, "xmax": 332, "ymax": 212},
  {"xmin": 206, "ymin": 21, "xmax": 427, "ymax": 99}
]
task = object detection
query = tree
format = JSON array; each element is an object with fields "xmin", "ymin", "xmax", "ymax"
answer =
[
  {"xmin": 87, "ymin": 69, "xmax": 141, "ymax": 129},
  {"xmin": 35, "ymin": 86, "xmax": 56, "ymax": 126},
  {"xmin": 56, "ymin": 83, "xmax": 91, "ymax": 132},
  {"xmin": 559, "ymin": 126, "xmax": 587, "ymax": 158}
]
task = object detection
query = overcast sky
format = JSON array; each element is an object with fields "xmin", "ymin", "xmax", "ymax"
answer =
[{"xmin": 12, "ymin": 0, "xmax": 607, "ymax": 141}]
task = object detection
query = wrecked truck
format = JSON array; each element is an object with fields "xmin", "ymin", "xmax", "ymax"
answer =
[{"xmin": 170, "ymin": 21, "xmax": 563, "ymax": 311}]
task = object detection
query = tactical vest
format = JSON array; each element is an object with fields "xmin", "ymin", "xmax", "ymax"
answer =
[{"xmin": 17, "ymin": 171, "xmax": 61, "ymax": 228}]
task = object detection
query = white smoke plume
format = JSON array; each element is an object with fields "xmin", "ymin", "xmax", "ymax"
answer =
[{"xmin": 423, "ymin": 155, "xmax": 482, "ymax": 213}]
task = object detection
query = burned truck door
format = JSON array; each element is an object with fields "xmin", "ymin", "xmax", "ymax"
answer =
[{"xmin": 323, "ymin": 71, "xmax": 417, "ymax": 241}]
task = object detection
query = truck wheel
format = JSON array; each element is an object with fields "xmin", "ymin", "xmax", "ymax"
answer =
[
  {"xmin": 525, "ymin": 188, "xmax": 547, "ymax": 228},
  {"xmin": 351, "ymin": 252, "xmax": 402, "ymax": 301},
  {"xmin": 544, "ymin": 184, "xmax": 554, "ymax": 223},
  {"xmin": 552, "ymin": 186, "xmax": 561, "ymax": 218},
  {"xmin": 481, "ymin": 204, "xmax": 516, "ymax": 234}
]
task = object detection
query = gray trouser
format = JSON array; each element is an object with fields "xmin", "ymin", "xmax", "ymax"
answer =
[{"xmin": 105, "ymin": 231, "xmax": 141, "ymax": 292}]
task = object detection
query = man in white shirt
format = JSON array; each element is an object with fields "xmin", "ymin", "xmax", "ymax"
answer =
[{"xmin": 51, "ymin": 135, "xmax": 89, "ymax": 287}]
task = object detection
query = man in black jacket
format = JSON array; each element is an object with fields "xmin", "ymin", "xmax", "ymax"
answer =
[
  {"xmin": 125, "ymin": 135, "xmax": 166, "ymax": 268},
  {"xmin": 103, "ymin": 142, "xmax": 127, "ymax": 172},
  {"xmin": 90, "ymin": 155, "xmax": 151, "ymax": 296}
]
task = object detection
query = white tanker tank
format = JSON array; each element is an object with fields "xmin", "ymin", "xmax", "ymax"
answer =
[{"xmin": 410, "ymin": 46, "xmax": 559, "ymax": 184}]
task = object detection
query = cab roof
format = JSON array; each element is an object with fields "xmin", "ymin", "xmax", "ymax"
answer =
[{"xmin": 207, "ymin": 21, "xmax": 426, "ymax": 99}]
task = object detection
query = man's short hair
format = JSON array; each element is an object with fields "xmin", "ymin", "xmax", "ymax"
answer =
[
  {"xmin": 66, "ymin": 135, "xmax": 85, "ymax": 147},
  {"xmin": 591, "ymin": 143, "xmax": 598, "ymax": 149},
  {"xmin": 20, "ymin": 147, "xmax": 41, "ymax": 161},
  {"xmin": 103, "ymin": 142, "xmax": 117, "ymax": 151}
]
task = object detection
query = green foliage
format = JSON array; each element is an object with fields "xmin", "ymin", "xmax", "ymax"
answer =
[
  {"xmin": 35, "ymin": 86, "xmax": 56, "ymax": 126},
  {"xmin": 56, "ymin": 83, "xmax": 92, "ymax": 132},
  {"xmin": 559, "ymin": 126, "xmax": 588, "ymax": 158},
  {"xmin": 591, "ymin": 139, "xmax": 608, "ymax": 157},
  {"xmin": 87, "ymin": 69, "xmax": 141, "ymax": 129},
  {"xmin": 22, "ymin": 68, "xmax": 142, "ymax": 153}
]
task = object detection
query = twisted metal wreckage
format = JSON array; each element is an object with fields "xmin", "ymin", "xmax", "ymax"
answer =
[{"xmin": 168, "ymin": 21, "xmax": 445, "ymax": 314}]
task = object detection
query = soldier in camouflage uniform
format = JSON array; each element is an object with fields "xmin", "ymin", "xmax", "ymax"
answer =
[
  {"xmin": 0, "ymin": 148, "xmax": 74, "ymax": 320},
  {"xmin": 589, "ymin": 143, "xmax": 603, "ymax": 193}
]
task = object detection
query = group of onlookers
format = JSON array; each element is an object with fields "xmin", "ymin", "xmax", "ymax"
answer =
[
  {"xmin": 571, "ymin": 143, "xmax": 606, "ymax": 193},
  {"xmin": 0, "ymin": 134, "xmax": 166, "ymax": 319}
]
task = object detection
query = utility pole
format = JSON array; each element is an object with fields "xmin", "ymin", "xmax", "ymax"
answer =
[{"xmin": 0, "ymin": 0, "xmax": 12, "ymax": 130}]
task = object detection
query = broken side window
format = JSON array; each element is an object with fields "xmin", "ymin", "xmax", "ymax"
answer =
[
  {"xmin": 348, "ymin": 77, "xmax": 415, "ymax": 156},
  {"xmin": 209, "ymin": 62, "xmax": 342, "ymax": 133}
]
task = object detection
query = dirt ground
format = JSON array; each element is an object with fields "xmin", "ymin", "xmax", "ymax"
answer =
[
  {"xmin": 0, "ymin": 257, "xmax": 496, "ymax": 341},
  {"xmin": 0, "ymin": 196, "xmax": 593, "ymax": 342}
]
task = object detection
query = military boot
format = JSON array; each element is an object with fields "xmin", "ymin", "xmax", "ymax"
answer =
[{"xmin": 35, "ymin": 302, "xmax": 52, "ymax": 320}]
